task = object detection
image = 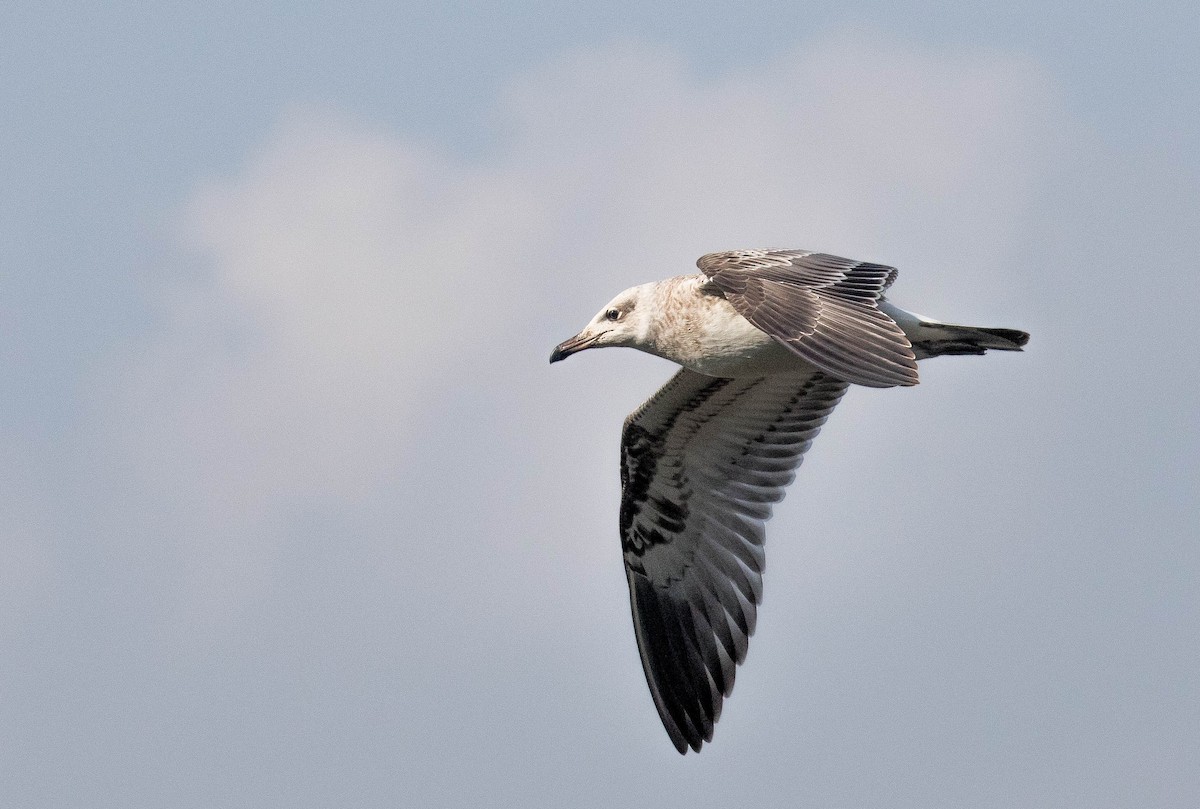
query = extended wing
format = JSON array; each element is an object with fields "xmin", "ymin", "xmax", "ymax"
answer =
[{"xmin": 620, "ymin": 367, "xmax": 849, "ymax": 752}]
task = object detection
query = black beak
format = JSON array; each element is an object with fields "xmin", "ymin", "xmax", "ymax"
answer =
[{"xmin": 549, "ymin": 331, "xmax": 601, "ymax": 364}]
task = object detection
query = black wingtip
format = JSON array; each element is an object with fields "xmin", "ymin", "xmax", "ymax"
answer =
[
  {"xmin": 988, "ymin": 327, "xmax": 1030, "ymax": 348},
  {"xmin": 917, "ymin": 324, "xmax": 1030, "ymax": 356}
]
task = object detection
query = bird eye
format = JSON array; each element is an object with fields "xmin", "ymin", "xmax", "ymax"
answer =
[{"xmin": 605, "ymin": 308, "xmax": 620, "ymax": 321}]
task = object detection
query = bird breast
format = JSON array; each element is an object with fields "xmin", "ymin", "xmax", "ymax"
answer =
[{"xmin": 651, "ymin": 282, "xmax": 813, "ymax": 378}]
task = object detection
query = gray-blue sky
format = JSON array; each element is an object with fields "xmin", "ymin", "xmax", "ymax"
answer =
[{"xmin": 2, "ymin": 3, "xmax": 1197, "ymax": 807}]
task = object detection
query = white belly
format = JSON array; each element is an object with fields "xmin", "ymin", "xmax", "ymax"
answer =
[{"xmin": 684, "ymin": 334, "xmax": 813, "ymax": 377}]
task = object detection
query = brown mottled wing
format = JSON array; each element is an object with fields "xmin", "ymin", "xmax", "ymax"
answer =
[
  {"xmin": 620, "ymin": 367, "xmax": 849, "ymax": 753},
  {"xmin": 698, "ymin": 249, "xmax": 918, "ymax": 387}
]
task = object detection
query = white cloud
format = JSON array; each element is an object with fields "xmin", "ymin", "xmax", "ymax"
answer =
[{"xmin": 502, "ymin": 31, "xmax": 1064, "ymax": 298}]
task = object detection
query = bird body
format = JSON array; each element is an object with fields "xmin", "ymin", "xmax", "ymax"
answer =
[
  {"xmin": 636, "ymin": 275, "xmax": 804, "ymax": 378},
  {"xmin": 550, "ymin": 248, "xmax": 1028, "ymax": 753}
]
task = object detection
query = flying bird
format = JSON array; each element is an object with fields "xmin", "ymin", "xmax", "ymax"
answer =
[{"xmin": 549, "ymin": 249, "xmax": 1029, "ymax": 753}]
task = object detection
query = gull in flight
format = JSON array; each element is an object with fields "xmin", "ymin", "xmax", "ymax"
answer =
[{"xmin": 549, "ymin": 249, "xmax": 1028, "ymax": 753}]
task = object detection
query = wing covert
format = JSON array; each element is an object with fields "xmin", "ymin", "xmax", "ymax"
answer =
[{"xmin": 698, "ymin": 249, "xmax": 918, "ymax": 387}]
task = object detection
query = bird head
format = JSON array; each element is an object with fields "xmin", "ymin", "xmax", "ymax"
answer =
[{"xmin": 549, "ymin": 284, "xmax": 653, "ymax": 363}]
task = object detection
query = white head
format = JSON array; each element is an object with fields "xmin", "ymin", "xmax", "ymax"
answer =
[{"xmin": 549, "ymin": 283, "xmax": 656, "ymax": 363}]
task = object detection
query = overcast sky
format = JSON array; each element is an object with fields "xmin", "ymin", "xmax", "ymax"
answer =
[{"xmin": 3, "ymin": 2, "xmax": 1198, "ymax": 807}]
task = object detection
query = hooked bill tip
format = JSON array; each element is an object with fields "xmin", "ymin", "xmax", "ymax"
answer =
[{"xmin": 550, "ymin": 331, "xmax": 602, "ymax": 363}]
